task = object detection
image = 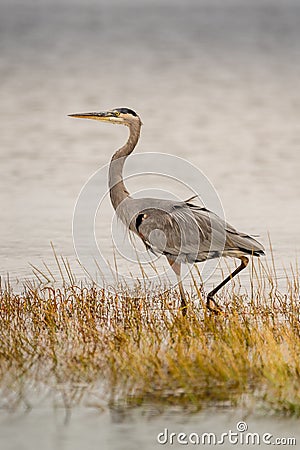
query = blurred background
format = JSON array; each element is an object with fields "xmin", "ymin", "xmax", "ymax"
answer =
[{"xmin": 1, "ymin": 0, "xmax": 300, "ymax": 283}]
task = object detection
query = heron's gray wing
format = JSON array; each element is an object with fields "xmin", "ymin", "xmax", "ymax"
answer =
[
  {"xmin": 134, "ymin": 202, "xmax": 228, "ymax": 263},
  {"xmin": 187, "ymin": 203, "xmax": 265, "ymax": 257},
  {"xmin": 134, "ymin": 200, "xmax": 264, "ymax": 262}
]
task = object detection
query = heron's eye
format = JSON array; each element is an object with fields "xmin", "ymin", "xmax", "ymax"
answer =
[{"xmin": 114, "ymin": 111, "xmax": 120, "ymax": 117}]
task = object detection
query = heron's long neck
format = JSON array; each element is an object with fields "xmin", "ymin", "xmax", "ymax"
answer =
[{"xmin": 109, "ymin": 121, "xmax": 141, "ymax": 211}]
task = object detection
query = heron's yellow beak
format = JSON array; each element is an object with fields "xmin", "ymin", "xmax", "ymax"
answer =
[{"xmin": 68, "ymin": 110, "xmax": 122, "ymax": 123}]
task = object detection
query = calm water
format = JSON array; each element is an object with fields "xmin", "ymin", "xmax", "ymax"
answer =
[
  {"xmin": 1, "ymin": 0, "xmax": 300, "ymax": 447},
  {"xmin": 1, "ymin": 407, "xmax": 300, "ymax": 450}
]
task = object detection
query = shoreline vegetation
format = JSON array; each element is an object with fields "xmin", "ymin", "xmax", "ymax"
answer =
[{"xmin": 1, "ymin": 251, "xmax": 300, "ymax": 417}]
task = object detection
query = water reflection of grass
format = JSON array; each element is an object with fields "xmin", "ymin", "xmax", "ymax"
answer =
[{"xmin": 1, "ymin": 256, "xmax": 300, "ymax": 416}]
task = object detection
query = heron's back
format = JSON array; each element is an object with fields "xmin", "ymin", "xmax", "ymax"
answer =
[{"xmin": 118, "ymin": 197, "xmax": 265, "ymax": 263}]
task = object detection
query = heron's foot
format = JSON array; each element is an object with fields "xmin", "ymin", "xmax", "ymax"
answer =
[{"xmin": 206, "ymin": 295, "xmax": 223, "ymax": 315}]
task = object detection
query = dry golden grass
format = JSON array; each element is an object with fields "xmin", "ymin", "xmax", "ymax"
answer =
[{"xmin": 0, "ymin": 255, "xmax": 300, "ymax": 416}]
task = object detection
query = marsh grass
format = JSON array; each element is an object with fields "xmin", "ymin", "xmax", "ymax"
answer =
[{"xmin": 0, "ymin": 253, "xmax": 300, "ymax": 416}]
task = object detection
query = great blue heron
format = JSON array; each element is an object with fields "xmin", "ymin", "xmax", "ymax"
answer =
[{"xmin": 69, "ymin": 107, "xmax": 264, "ymax": 315}]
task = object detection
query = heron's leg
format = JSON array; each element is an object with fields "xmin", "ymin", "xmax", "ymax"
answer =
[
  {"xmin": 207, "ymin": 256, "xmax": 249, "ymax": 314},
  {"xmin": 167, "ymin": 258, "xmax": 187, "ymax": 316}
]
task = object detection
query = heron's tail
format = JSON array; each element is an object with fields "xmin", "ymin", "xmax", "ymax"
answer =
[{"xmin": 226, "ymin": 229, "xmax": 265, "ymax": 257}]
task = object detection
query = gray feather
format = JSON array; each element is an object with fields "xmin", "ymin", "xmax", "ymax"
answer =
[{"xmin": 118, "ymin": 198, "xmax": 265, "ymax": 264}]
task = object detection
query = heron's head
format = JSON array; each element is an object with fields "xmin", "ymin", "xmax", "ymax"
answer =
[{"xmin": 68, "ymin": 107, "xmax": 141, "ymax": 127}]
